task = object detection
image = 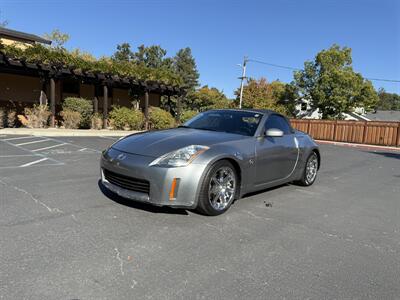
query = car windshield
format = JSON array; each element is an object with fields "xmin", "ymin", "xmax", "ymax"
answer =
[{"xmin": 183, "ymin": 110, "xmax": 263, "ymax": 136}]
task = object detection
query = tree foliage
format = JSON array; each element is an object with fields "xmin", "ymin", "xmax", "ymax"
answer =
[
  {"xmin": 174, "ymin": 47, "xmax": 199, "ymax": 91},
  {"xmin": 234, "ymin": 78, "xmax": 294, "ymax": 115},
  {"xmin": 186, "ymin": 86, "xmax": 231, "ymax": 111},
  {"xmin": 44, "ymin": 29, "xmax": 70, "ymax": 48},
  {"xmin": 0, "ymin": 42, "xmax": 182, "ymax": 86},
  {"xmin": 292, "ymin": 44, "xmax": 378, "ymax": 119},
  {"xmin": 376, "ymin": 88, "xmax": 400, "ymax": 111}
]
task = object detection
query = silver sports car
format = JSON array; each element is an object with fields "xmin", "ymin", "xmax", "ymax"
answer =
[{"xmin": 100, "ymin": 109, "xmax": 320, "ymax": 215}]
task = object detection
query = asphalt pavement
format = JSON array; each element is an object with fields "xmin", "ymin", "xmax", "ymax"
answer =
[{"xmin": 0, "ymin": 134, "xmax": 399, "ymax": 299}]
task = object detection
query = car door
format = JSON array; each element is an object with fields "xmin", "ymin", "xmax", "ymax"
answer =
[{"xmin": 255, "ymin": 114, "xmax": 298, "ymax": 185}]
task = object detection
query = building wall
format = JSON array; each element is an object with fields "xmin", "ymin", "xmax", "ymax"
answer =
[
  {"xmin": 0, "ymin": 37, "xmax": 32, "ymax": 49},
  {"xmin": 0, "ymin": 72, "xmax": 162, "ymax": 113},
  {"xmin": 0, "ymin": 73, "xmax": 42, "ymax": 106}
]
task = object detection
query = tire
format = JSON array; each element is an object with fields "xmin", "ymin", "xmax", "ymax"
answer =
[
  {"xmin": 297, "ymin": 151, "xmax": 319, "ymax": 186},
  {"xmin": 196, "ymin": 160, "xmax": 238, "ymax": 216}
]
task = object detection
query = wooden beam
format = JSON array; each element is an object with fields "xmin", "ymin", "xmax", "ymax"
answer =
[
  {"xmin": 50, "ymin": 78, "xmax": 56, "ymax": 127},
  {"xmin": 144, "ymin": 90, "xmax": 149, "ymax": 130},
  {"xmin": 103, "ymin": 85, "xmax": 108, "ymax": 129}
]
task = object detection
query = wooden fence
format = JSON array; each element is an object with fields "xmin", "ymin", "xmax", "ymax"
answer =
[{"xmin": 290, "ymin": 119, "xmax": 400, "ymax": 147}]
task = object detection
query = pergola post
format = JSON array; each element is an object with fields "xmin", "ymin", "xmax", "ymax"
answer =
[
  {"xmin": 50, "ymin": 78, "xmax": 56, "ymax": 127},
  {"xmin": 103, "ymin": 85, "xmax": 108, "ymax": 129},
  {"xmin": 144, "ymin": 90, "xmax": 149, "ymax": 130},
  {"xmin": 93, "ymin": 96, "xmax": 98, "ymax": 114}
]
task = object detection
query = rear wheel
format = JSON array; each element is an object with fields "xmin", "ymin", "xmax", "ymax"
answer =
[
  {"xmin": 196, "ymin": 160, "xmax": 238, "ymax": 216},
  {"xmin": 297, "ymin": 152, "xmax": 319, "ymax": 186}
]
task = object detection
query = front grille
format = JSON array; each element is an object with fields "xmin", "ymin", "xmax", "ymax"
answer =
[{"xmin": 103, "ymin": 169, "xmax": 150, "ymax": 194}]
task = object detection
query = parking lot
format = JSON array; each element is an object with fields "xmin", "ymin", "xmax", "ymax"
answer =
[{"xmin": 0, "ymin": 134, "xmax": 399, "ymax": 299}]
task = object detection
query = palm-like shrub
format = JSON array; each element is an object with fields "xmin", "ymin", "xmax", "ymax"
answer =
[
  {"xmin": 22, "ymin": 105, "xmax": 51, "ymax": 128},
  {"xmin": 60, "ymin": 109, "xmax": 81, "ymax": 129}
]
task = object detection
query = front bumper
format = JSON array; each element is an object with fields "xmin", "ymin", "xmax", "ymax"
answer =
[{"xmin": 100, "ymin": 148, "xmax": 208, "ymax": 208}]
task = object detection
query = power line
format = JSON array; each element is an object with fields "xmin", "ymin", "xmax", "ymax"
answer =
[{"xmin": 247, "ymin": 58, "xmax": 400, "ymax": 83}]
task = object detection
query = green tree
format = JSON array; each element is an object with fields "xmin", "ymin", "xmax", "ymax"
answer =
[
  {"xmin": 133, "ymin": 44, "xmax": 167, "ymax": 68},
  {"xmin": 293, "ymin": 44, "xmax": 378, "ymax": 119},
  {"xmin": 234, "ymin": 78, "xmax": 291, "ymax": 115},
  {"xmin": 186, "ymin": 86, "xmax": 231, "ymax": 111},
  {"xmin": 44, "ymin": 29, "xmax": 70, "ymax": 48},
  {"xmin": 376, "ymin": 88, "xmax": 400, "ymax": 110},
  {"xmin": 112, "ymin": 43, "xmax": 133, "ymax": 62},
  {"xmin": 173, "ymin": 47, "xmax": 199, "ymax": 91}
]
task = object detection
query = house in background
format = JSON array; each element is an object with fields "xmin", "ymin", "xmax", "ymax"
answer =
[
  {"xmin": 365, "ymin": 110, "xmax": 400, "ymax": 122},
  {"xmin": 294, "ymin": 98, "xmax": 371, "ymax": 121},
  {"xmin": 0, "ymin": 27, "xmax": 183, "ymax": 128},
  {"xmin": 0, "ymin": 27, "xmax": 52, "ymax": 48}
]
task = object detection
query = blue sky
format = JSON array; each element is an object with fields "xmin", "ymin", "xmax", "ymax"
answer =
[{"xmin": 1, "ymin": 0, "xmax": 399, "ymax": 98}]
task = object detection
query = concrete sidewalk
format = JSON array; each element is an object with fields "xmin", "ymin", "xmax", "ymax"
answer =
[{"xmin": 0, "ymin": 128, "xmax": 140, "ymax": 137}]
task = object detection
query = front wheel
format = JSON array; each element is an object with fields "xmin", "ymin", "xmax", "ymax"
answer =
[
  {"xmin": 297, "ymin": 152, "xmax": 319, "ymax": 186},
  {"xmin": 196, "ymin": 160, "xmax": 238, "ymax": 216}
]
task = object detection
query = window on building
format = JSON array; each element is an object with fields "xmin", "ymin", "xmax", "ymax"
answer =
[{"xmin": 301, "ymin": 103, "xmax": 307, "ymax": 111}]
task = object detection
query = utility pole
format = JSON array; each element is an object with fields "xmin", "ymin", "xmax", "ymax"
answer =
[{"xmin": 238, "ymin": 56, "xmax": 248, "ymax": 109}]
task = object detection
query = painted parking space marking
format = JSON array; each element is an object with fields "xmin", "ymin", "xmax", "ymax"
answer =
[
  {"xmin": 19, "ymin": 157, "xmax": 49, "ymax": 167},
  {"xmin": 2, "ymin": 136, "xmax": 40, "ymax": 141},
  {"xmin": 32, "ymin": 143, "xmax": 68, "ymax": 152},
  {"xmin": 15, "ymin": 139, "xmax": 50, "ymax": 146},
  {"xmin": 0, "ymin": 136, "xmax": 64, "ymax": 168},
  {"xmin": 0, "ymin": 154, "xmax": 37, "ymax": 158}
]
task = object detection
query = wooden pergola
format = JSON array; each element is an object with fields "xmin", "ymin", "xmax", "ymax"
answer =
[{"xmin": 0, "ymin": 52, "xmax": 185, "ymax": 129}]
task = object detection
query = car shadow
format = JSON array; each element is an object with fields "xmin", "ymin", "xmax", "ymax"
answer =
[
  {"xmin": 365, "ymin": 151, "xmax": 400, "ymax": 160},
  {"xmin": 98, "ymin": 180, "xmax": 189, "ymax": 215},
  {"xmin": 240, "ymin": 183, "xmax": 290, "ymax": 201}
]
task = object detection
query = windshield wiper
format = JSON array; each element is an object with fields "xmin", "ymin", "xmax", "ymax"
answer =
[{"xmin": 178, "ymin": 125, "xmax": 192, "ymax": 129}]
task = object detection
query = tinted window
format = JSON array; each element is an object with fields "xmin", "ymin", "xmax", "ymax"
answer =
[
  {"xmin": 264, "ymin": 114, "xmax": 291, "ymax": 134},
  {"xmin": 184, "ymin": 111, "xmax": 263, "ymax": 136}
]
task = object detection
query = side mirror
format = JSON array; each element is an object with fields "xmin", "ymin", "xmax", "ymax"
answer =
[{"xmin": 265, "ymin": 128, "xmax": 284, "ymax": 137}]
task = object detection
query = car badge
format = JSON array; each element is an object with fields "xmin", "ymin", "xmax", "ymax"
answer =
[{"xmin": 117, "ymin": 153, "xmax": 126, "ymax": 161}]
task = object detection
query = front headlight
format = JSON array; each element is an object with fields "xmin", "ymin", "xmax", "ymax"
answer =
[{"xmin": 149, "ymin": 145, "xmax": 209, "ymax": 167}]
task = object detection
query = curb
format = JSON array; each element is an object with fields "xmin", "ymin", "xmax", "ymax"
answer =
[
  {"xmin": 0, "ymin": 128, "xmax": 140, "ymax": 137},
  {"xmin": 316, "ymin": 140, "xmax": 400, "ymax": 152}
]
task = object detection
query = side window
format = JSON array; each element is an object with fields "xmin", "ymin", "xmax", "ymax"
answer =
[{"xmin": 264, "ymin": 115, "xmax": 291, "ymax": 134}]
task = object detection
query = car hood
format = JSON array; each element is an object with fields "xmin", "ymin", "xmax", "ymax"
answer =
[{"xmin": 111, "ymin": 128, "xmax": 246, "ymax": 157}]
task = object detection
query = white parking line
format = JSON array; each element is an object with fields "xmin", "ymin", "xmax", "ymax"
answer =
[
  {"xmin": 2, "ymin": 136, "xmax": 36, "ymax": 141},
  {"xmin": 19, "ymin": 157, "xmax": 48, "ymax": 167},
  {"xmin": 32, "ymin": 143, "xmax": 67, "ymax": 152},
  {"xmin": 0, "ymin": 154, "xmax": 37, "ymax": 158},
  {"xmin": 15, "ymin": 139, "xmax": 50, "ymax": 146}
]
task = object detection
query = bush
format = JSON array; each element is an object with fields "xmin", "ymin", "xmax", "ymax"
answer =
[
  {"xmin": 60, "ymin": 109, "xmax": 81, "ymax": 129},
  {"xmin": 7, "ymin": 110, "xmax": 16, "ymax": 128},
  {"xmin": 62, "ymin": 97, "xmax": 93, "ymax": 128},
  {"xmin": 91, "ymin": 113, "xmax": 103, "ymax": 130},
  {"xmin": 180, "ymin": 110, "xmax": 198, "ymax": 123},
  {"xmin": 149, "ymin": 107, "xmax": 175, "ymax": 130},
  {"xmin": 109, "ymin": 106, "xmax": 144, "ymax": 130},
  {"xmin": 22, "ymin": 105, "xmax": 51, "ymax": 128}
]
